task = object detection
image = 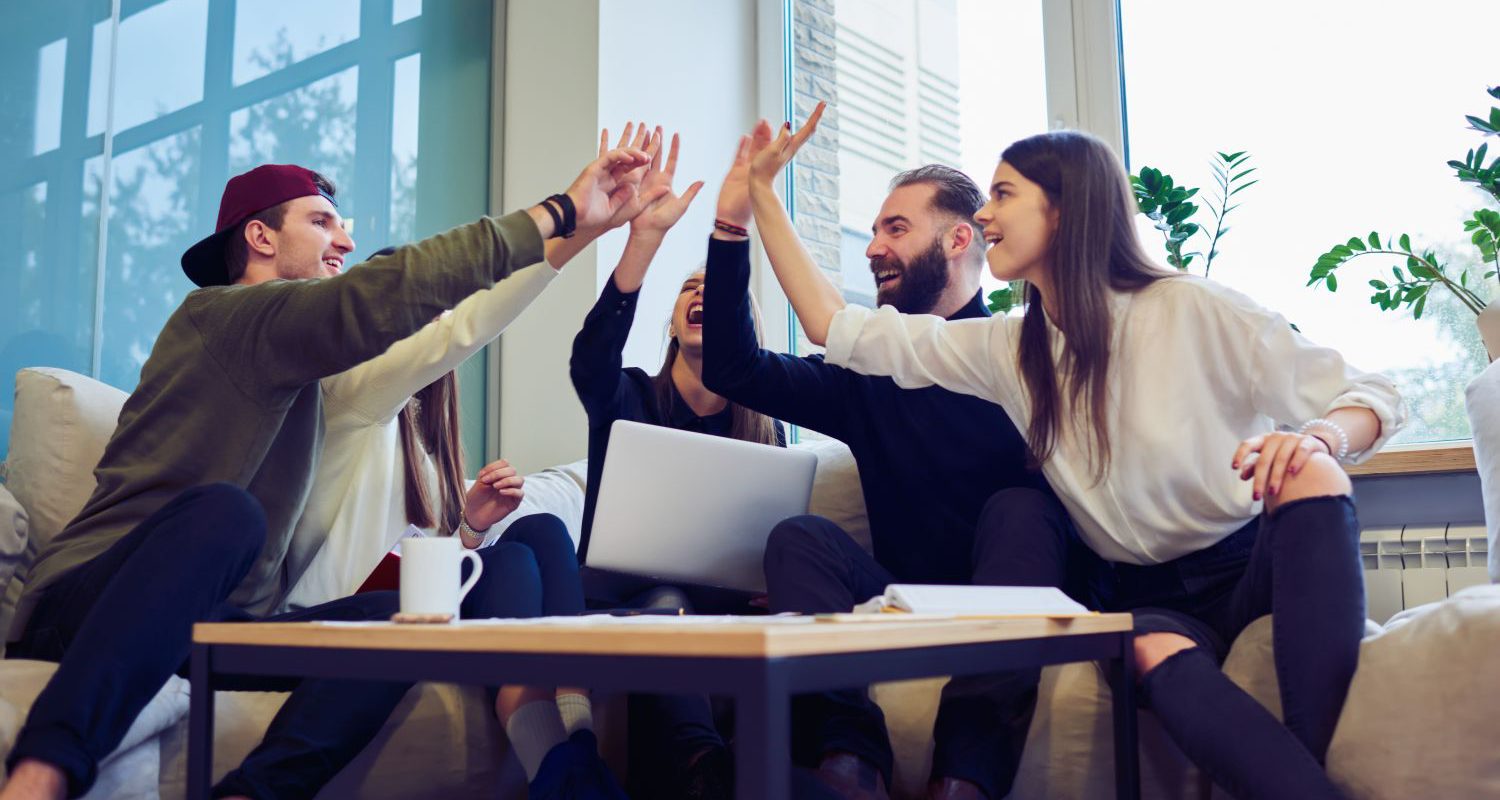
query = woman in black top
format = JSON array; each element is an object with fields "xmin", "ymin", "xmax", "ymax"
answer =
[
  {"xmin": 570, "ymin": 133, "xmax": 785, "ymax": 568},
  {"xmin": 569, "ymin": 131, "xmax": 786, "ymax": 800}
]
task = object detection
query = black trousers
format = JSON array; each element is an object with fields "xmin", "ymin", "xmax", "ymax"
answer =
[
  {"xmin": 974, "ymin": 487, "xmax": 1363, "ymax": 800},
  {"xmin": 761, "ymin": 512, "xmax": 1030, "ymax": 797}
]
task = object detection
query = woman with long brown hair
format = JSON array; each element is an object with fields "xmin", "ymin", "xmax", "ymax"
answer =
[
  {"xmin": 277, "ymin": 127, "xmax": 670, "ymax": 799},
  {"xmin": 749, "ymin": 105, "xmax": 1404, "ymax": 800}
]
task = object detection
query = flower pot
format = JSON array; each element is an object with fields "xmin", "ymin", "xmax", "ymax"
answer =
[{"xmin": 1479, "ymin": 304, "xmax": 1500, "ymax": 362}]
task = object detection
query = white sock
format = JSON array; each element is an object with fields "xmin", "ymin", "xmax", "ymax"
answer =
[
  {"xmin": 504, "ymin": 700, "xmax": 568, "ymax": 780},
  {"xmin": 556, "ymin": 692, "xmax": 594, "ymax": 735}
]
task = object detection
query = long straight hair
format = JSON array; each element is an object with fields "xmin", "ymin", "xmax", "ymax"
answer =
[
  {"xmin": 652, "ymin": 286, "xmax": 780, "ymax": 446},
  {"xmin": 1003, "ymin": 131, "xmax": 1172, "ymax": 478},
  {"xmin": 397, "ymin": 372, "xmax": 467, "ymax": 533}
]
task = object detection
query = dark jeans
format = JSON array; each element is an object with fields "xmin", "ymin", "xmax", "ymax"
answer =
[
  {"xmin": 760, "ymin": 513, "xmax": 1029, "ymax": 796},
  {"xmin": 6, "ymin": 484, "xmax": 576, "ymax": 799},
  {"xmin": 976, "ymin": 487, "xmax": 1364, "ymax": 800}
]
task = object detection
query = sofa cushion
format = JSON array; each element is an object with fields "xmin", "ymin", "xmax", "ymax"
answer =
[
  {"xmin": 1, "ymin": 369, "xmax": 125, "ymax": 647},
  {"xmin": 1327, "ymin": 585, "xmax": 1500, "ymax": 799},
  {"xmin": 0, "ymin": 486, "xmax": 26, "ymax": 612},
  {"xmin": 4, "ymin": 368, "xmax": 126, "ymax": 552},
  {"xmin": 800, "ymin": 437, "xmax": 871, "ymax": 553}
]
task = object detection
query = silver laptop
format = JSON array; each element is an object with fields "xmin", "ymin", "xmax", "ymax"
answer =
[{"xmin": 584, "ymin": 419, "xmax": 818, "ymax": 593}]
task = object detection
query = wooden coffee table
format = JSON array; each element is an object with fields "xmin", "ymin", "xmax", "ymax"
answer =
[{"xmin": 189, "ymin": 613, "xmax": 1138, "ymax": 798}]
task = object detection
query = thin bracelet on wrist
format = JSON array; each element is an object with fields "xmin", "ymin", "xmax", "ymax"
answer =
[
  {"xmin": 457, "ymin": 516, "xmax": 489, "ymax": 545},
  {"xmin": 714, "ymin": 219, "xmax": 749, "ymax": 237},
  {"xmin": 1297, "ymin": 418, "xmax": 1350, "ymax": 462}
]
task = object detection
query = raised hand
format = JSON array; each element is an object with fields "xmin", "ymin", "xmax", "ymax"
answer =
[
  {"xmin": 464, "ymin": 459, "xmax": 525, "ymax": 532},
  {"xmin": 600, "ymin": 122, "xmax": 661, "ymax": 230},
  {"xmin": 717, "ymin": 120, "xmax": 775, "ymax": 229},
  {"xmin": 562, "ymin": 136, "xmax": 654, "ymax": 234},
  {"xmin": 749, "ymin": 101, "xmax": 826, "ymax": 188},
  {"xmin": 1232, "ymin": 432, "xmax": 1331, "ymax": 502},
  {"xmin": 630, "ymin": 131, "xmax": 705, "ymax": 237}
]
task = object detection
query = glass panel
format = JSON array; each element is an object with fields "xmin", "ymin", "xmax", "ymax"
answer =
[
  {"xmin": 1120, "ymin": 0, "xmax": 1495, "ymax": 444},
  {"xmin": 790, "ymin": 0, "xmax": 1047, "ymax": 333},
  {"xmin": 389, "ymin": 53, "xmax": 420, "ymax": 244},
  {"xmin": 393, "ymin": 0, "xmax": 422, "ymax": 25},
  {"xmin": 33, "ymin": 39, "xmax": 67, "ymax": 155},
  {"xmin": 98, "ymin": 129, "xmax": 202, "ymax": 389},
  {"xmin": 228, "ymin": 66, "xmax": 359, "ymax": 218},
  {"xmin": 2, "ymin": 0, "xmax": 109, "ymax": 457},
  {"xmin": 233, "ymin": 0, "xmax": 361, "ymax": 86},
  {"xmin": 86, "ymin": 18, "xmax": 111, "ymax": 137},
  {"xmin": 109, "ymin": 0, "xmax": 208, "ymax": 133}
]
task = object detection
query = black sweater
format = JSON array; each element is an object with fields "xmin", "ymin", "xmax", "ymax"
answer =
[{"xmin": 701, "ymin": 237, "xmax": 1047, "ymax": 584}]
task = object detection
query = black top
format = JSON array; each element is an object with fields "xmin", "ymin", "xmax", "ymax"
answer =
[
  {"xmin": 569, "ymin": 276, "xmax": 786, "ymax": 560},
  {"xmin": 701, "ymin": 237, "xmax": 1048, "ymax": 584}
]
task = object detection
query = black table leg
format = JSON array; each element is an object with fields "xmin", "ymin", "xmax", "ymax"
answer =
[
  {"xmin": 1110, "ymin": 632, "xmax": 1140, "ymax": 800},
  {"xmin": 188, "ymin": 644, "xmax": 214, "ymax": 800},
  {"xmin": 734, "ymin": 662, "xmax": 790, "ymax": 799}
]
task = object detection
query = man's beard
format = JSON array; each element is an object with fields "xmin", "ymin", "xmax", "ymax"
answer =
[{"xmin": 872, "ymin": 238, "xmax": 949, "ymax": 313}]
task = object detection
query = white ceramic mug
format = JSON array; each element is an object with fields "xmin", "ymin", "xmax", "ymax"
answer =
[{"xmin": 399, "ymin": 536, "xmax": 483, "ymax": 620}]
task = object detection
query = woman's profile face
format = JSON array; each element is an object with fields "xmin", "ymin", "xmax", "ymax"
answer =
[
  {"xmin": 975, "ymin": 161, "xmax": 1057, "ymax": 285},
  {"xmin": 670, "ymin": 270, "xmax": 706, "ymax": 352}
]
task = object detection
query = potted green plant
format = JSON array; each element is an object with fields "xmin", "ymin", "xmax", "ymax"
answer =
[{"xmin": 1307, "ymin": 85, "xmax": 1500, "ymax": 357}]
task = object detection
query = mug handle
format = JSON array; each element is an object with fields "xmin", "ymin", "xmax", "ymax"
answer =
[{"xmin": 457, "ymin": 549, "xmax": 484, "ymax": 608}]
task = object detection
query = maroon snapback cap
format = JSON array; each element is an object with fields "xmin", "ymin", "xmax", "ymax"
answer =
[{"xmin": 180, "ymin": 164, "xmax": 337, "ymax": 288}]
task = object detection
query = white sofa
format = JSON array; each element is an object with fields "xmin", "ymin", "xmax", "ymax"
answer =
[{"xmin": 1, "ymin": 366, "xmax": 1497, "ymax": 799}]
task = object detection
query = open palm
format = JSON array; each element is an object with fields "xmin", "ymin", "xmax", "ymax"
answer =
[
  {"xmin": 749, "ymin": 101, "xmax": 826, "ymax": 188},
  {"xmin": 631, "ymin": 132, "xmax": 704, "ymax": 235}
]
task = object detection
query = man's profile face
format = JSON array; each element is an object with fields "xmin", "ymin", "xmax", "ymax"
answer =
[
  {"xmin": 866, "ymin": 183, "xmax": 951, "ymax": 313},
  {"xmin": 270, "ymin": 195, "xmax": 355, "ymax": 281}
]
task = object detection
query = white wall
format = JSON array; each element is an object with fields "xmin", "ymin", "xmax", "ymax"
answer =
[
  {"xmin": 596, "ymin": 0, "xmax": 761, "ymax": 374},
  {"xmin": 496, "ymin": 0, "xmax": 785, "ymax": 473}
]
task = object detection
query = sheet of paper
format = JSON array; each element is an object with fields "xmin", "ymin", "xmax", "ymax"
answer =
[{"xmin": 883, "ymin": 585, "xmax": 1090, "ymax": 616}]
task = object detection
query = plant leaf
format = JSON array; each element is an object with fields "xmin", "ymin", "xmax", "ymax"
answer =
[
  {"xmin": 1327, "ymin": 273, "xmax": 1338, "ymax": 292},
  {"xmin": 1399, "ymin": 233, "xmax": 1411, "ymax": 251},
  {"xmin": 1368, "ymin": 232, "xmax": 1381, "ymax": 249}
]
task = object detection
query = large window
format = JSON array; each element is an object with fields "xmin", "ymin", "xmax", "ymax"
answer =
[
  {"xmin": 0, "ymin": 0, "xmax": 493, "ymax": 462},
  {"xmin": 1119, "ymin": 0, "xmax": 1495, "ymax": 445},
  {"xmin": 786, "ymin": 0, "xmax": 1496, "ymax": 451}
]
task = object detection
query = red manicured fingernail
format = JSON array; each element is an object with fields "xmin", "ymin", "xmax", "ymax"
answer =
[
  {"xmin": 1231, "ymin": 460, "xmax": 1239, "ymax": 469},
  {"xmin": 783, "ymin": 122, "xmax": 791, "ymax": 130},
  {"xmin": 1253, "ymin": 491, "xmax": 1261, "ymax": 501}
]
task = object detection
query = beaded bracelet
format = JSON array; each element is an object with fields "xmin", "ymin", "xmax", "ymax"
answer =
[{"xmin": 1297, "ymin": 418, "xmax": 1350, "ymax": 462}]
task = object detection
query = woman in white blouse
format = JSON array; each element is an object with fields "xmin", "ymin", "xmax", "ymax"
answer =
[
  {"xmin": 746, "ymin": 105, "xmax": 1404, "ymax": 799},
  {"xmin": 278, "ymin": 126, "xmax": 684, "ymax": 798}
]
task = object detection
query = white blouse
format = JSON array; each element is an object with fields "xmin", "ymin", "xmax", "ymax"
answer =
[
  {"xmin": 825, "ymin": 274, "xmax": 1406, "ymax": 565},
  {"xmin": 277, "ymin": 262, "xmax": 557, "ymax": 611}
]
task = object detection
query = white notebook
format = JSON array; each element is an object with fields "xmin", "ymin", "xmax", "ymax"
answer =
[{"xmin": 857, "ymin": 584, "xmax": 1092, "ymax": 618}]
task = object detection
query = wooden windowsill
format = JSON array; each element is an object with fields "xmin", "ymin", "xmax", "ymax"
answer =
[{"xmin": 1347, "ymin": 441, "xmax": 1477, "ymax": 477}]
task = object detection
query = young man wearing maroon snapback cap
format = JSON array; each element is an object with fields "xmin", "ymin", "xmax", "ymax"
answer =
[{"xmin": 0, "ymin": 145, "xmax": 651, "ymax": 800}]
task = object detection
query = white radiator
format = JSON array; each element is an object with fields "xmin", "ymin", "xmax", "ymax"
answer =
[{"xmin": 1361, "ymin": 524, "xmax": 1490, "ymax": 624}]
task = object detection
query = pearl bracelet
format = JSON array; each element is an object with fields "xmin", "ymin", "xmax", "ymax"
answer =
[{"xmin": 1297, "ymin": 418, "xmax": 1350, "ymax": 462}]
